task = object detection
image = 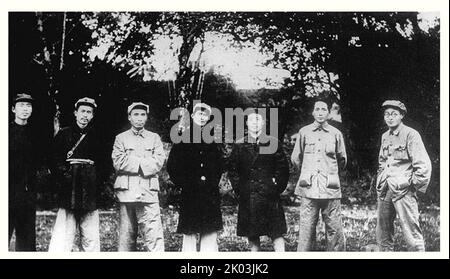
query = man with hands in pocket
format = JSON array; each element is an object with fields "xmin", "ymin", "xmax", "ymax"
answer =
[
  {"xmin": 375, "ymin": 100, "xmax": 431, "ymax": 251},
  {"xmin": 228, "ymin": 111, "xmax": 290, "ymax": 252},
  {"xmin": 291, "ymin": 97, "xmax": 347, "ymax": 251},
  {"xmin": 112, "ymin": 102, "xmax": 166, "ymax": 251}
]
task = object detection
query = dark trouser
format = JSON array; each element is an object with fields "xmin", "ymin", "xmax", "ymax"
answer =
[
  {"xmin": 9, "ymin": 201, "xmax": 36, "ymax": 251},
  {"xmin": 376, "ymin": 189, "xmax": 425, "ymax": 251},
  {"xmin": 297, "ymin": 197, "xmax": 345, "ymax": 251}
]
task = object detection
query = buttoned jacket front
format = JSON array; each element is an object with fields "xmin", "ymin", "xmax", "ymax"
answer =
[
  {"xmin": 166, "ymin": 126, "xmax": 224, "ymax": 234},
  {"xmin": 291, "ymin": 122, "xmax": 347, "ymax": 199},
  {"xmin": 112, "ymin": 128, "xmax": 166, "ymax": 203},
  {"xmin": 376, "ymin": 123, "xmax": 432, "ymax": 201},
  {"xmin": 228, "ymin": 134, "xmax": 289, "ymax": 238}
]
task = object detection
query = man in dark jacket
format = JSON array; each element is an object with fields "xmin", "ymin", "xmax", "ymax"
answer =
[
  {"xmin": 167, "ymin": 102, "xmax": 224, "ymax": 252},
  {"xmin": 9, "ymin": 93, "xmax": 38, "ymax": 251},
  {"xmin": 48, "ymin": 97, "xmax": 102, "ymax": 252},
  {"xmin": 228, "ymin": 111, "xmax": 289, "ymax": 251}
]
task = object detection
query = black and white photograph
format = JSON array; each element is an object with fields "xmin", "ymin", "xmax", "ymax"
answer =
[{"xmin": 2, "ymin": 0, "xmax": 448, "ymax": 261}]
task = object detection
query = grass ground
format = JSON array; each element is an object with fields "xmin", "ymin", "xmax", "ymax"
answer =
[{"xmin": 11, "ymin": 205, "xmax": 440, "ymax": 252}]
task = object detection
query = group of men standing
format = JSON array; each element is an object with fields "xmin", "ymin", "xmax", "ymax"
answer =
[{"xmin": 9, "ymin": 93, "xmax": 432, "ymax": 252}]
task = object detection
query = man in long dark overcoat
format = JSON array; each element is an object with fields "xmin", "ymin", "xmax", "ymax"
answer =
[
  {"xmin": 167, "ymin": 102, "xmax": 224, "ymax": 252},
  {"xmin": 228, "ymin": 111, "xmax": 290, "ymax": 251},
  {"xmin": 9, "ymin": 93, "xmax": 39, "ymax": 251}
]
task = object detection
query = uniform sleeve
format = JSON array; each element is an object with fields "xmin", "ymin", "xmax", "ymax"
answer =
[
  {"xmin": 336, "ymin": 131, "xmax": 347, "ymax": 171},
  {"xmin": 213, "ymin": 143, "xmax": 225, "ymax": 185},
  {"xmin": 140, "ymin": 134, "xmax": 166, "ymax": 177},
  {"xmin": 227, "ymin": 144, "xmax": 240, "ymax": 195},
  {"xmin": 274, "ymin": 141, "xmax": 290, "ymax": 194},
  {"xmin": 53, "ymin": 129, "xmax": 69, "ymax": 174},
  {"xmin": 111, "ymin": 135, "xmax": 141, "ymax": 174},
  {"xmin": 377, "ymin": 137, "xmax": 386, "ymax": 172},
  {"xmin": 407, "ymin": 131, "xmax": 432, "ymax": 193},
  {"xmin": 290, "ymin": 129, "xmax": 304, "ymax": 169},
  {"xmin": 376, "ymin": 136, "xmax": 387, "ymax": 187},
  {"xmin": 167, "ymin": 143, "xmax": 184, "ymax": 187}
]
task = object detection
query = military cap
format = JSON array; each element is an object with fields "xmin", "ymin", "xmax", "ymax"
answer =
[
  {"xmin": 192, "ymin": 102, "xmax": 212, "ymax": 115},
  {"xmin": 13, "ymin": 93, "xmax": 34, "ymax": 104},
  {"xmin": 382, "ymin": 100, "xmax": 407, "ymax": 114},
  {"xmin": 75, "ymin": 97, "xmax": 97, "ymax": 109},
  {"xmin": 128, "ymin": 102, "xmax": 149, "ymax": 114}
]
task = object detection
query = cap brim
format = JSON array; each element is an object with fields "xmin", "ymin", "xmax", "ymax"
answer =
[
  {"xmin": 129, "ymin": 105, "xmax": 148, "ymax": 113},
  {"xmin": 193, "ymin": 107, "xmax": 211, "ymax": 114},
  {"xmin": 76, "ymin": 102, "xmax": 96, "ymax": 109},
  {"xmin": 381, "ymin": 105, "xmax": 406, "ymax": 113},
  {"xmin": 14, "ymin": 98, "xmax": 34, "ymax": 103}
]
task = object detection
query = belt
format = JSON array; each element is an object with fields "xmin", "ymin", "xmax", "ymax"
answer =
[{"xmin": 66, "ymin": 158, "xmax": 95, "ymax": 165}]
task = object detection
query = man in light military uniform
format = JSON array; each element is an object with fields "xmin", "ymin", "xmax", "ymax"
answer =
[
  {"xmin": 376, "ymin": 100, "xmax": 431, "ymax": 251},
  {"xmin": 291, "ymin": 98, "xmax": 347, "ymax": 251},
  {"xmin": 112, "ymin": 102, "xmax": 166, "ymax": 251}
]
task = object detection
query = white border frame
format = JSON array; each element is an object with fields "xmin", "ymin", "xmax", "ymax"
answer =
[{"xmin": 1, "ymin": 0, "xmax": 448, "ymax": 259}]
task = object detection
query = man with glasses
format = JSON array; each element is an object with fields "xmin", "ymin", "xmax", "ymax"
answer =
[{"xmin": 376, "ymin": 100, "xmax": 432, "ymax": 251}]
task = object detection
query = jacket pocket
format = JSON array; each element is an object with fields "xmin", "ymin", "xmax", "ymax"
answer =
[
  {"xmin": 144, "ymin": 145, "xmax": 156, "ymax": 158},
  {"xmin": 376, "ymin": 170, "xmax": 388, "ymax": 191},
  {"xmin": 298, "ymin": 172, "xmax": 312, "ymax": 187},
  {"xmin": 124, "ymin": 142, "xmax": 136, "ymax": 155},
  {"xmin": 325, "ymin": 141, "xmax": 336, "ymax": 155},
  {"xmin": 114, "ymin": 175, "xmax": 129, "ymax": 190},
  {"xmin": 304, "ymin": 143, "xmax": 316, "ymax": 154},
  {"xmin": 150, "ymin": 177, "xmax": 160, "ymax": 191},
  {"xmin": 269, "ymin": 177, "xmax": 283, "ymax": 196},
  {"xmin": 326, "ymin": 173, "xmax": 340, "ymax": 189},
  {"xmin": 393, "ymin": 145, "xmax": 408, "ymax": 160},
  {"xmin": 394, "ymin": 175, "xmax": 411, "ymax": 190}
]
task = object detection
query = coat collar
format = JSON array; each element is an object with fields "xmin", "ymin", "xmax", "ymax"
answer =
[
  {"xmin": 312, "ymin": 121, "xmax": 330, "ymax": 132},
  {"xmin": 130, "ymin": 127, "xmax": 148, "ymax": 138},
  {"xmin": 243, "ymin": 132, "xmax": 271, "ymax": 145},
  {"xmin": 388, "ymin": 122, "xmax": 404, "ymax": 136},
  {"xmin": 248, "ymin": 132, "xmax": 262, "ymax": 144},
  {"xmin": 73, "ymin": 122, "xmax": 91, "ymax": 134}
]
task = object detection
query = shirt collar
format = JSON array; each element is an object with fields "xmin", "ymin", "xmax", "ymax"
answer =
[
  {"xmin": 389, "ymin": 123, "xmax": 404, "ymax": 136},
  {"xmin": 131, "ymin": 128, "xmax": 147, "ymax": 138},
  {"xmin": 248, "ymin": 131, "xmax": 263, "ymax": 144},
  {"xmin": 247, "ymin": 133, "xmax": 271, "ymax": 146},
  {"xmin": 12, "ymin": 121, "xmax": 28, "ymax": 128},
  {"xmin": 312, "ymin": 121, "xmax": 330, "ymax": 132},
  {"xmin": 73, "ymin": 123, "xmax": 90, "ymax": 134}
]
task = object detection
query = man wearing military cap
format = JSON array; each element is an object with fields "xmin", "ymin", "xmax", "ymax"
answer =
[
  {"xmin": 49, "ymin": 97, "xmax": 104, "ymax": 252},
  {"xmin": 167, "ymin": 102, "xmax": 224, "ymax": 251},
  {"xmin": 228, "ymin": 111, "xmax": 290, "ymax": 252},
  {"xmin": 112, "ymin": 102, "xmax": 166, "ymax": 251},
  {"xmin": 9, "ymin": 93, "xmax": 38, "ymax": 251},
  {"xmin": 376, "ymin": 100, "xmax": 432, "ymax": 251}
]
